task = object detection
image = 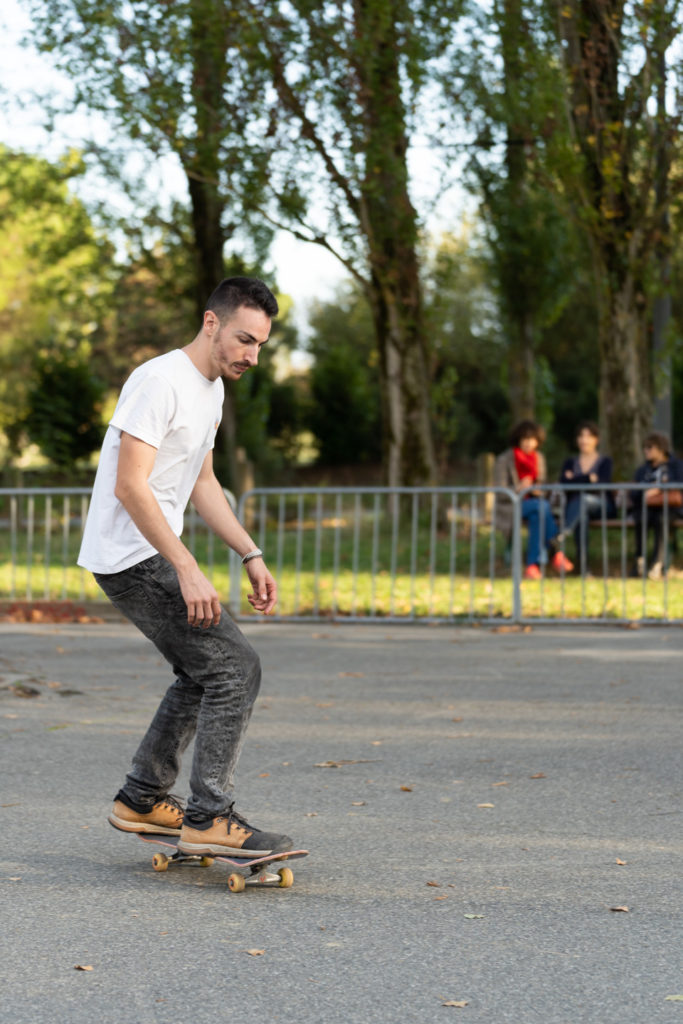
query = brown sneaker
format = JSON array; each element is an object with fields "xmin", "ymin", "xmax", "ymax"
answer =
[
  {"xmin": 108, "ymin": 794, "xmax": 184, "ymax": 835},
  {"xmin": 178, "ymin": 808, "xmax": 292, "ymax": 858}
]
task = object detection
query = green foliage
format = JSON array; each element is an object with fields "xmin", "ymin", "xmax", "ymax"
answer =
[
  {"xmin": 446, "ymin": 0, "xmax": 581, "ymax": 421},
  {"xmin": 229, "ymin": 297, "xmax": 305, "ymax": 480},
  {"xmin": 425, "ymin": 229, "xmax": 510, "ymax": 461},
  {"xmin": 305, "ymin": 286, "xmax": 382, "ymax": 466},
  {"xmin": 97, "ymin": 211, "xmax": 199, "ymax": 389},
  {"xmin": 0, "ymin": 146, "xmax": 114, "ymax": 459},
  {"xmin": 302, "ymin": 232, "xmax": 514, "ymax": 470},
  {"xmin": 27, "ymin": 0, "xmax": 275, "ymax": 290},
  {"xmin": 23, "ymin": 353, "xmax": 106, "ymax": 468}
]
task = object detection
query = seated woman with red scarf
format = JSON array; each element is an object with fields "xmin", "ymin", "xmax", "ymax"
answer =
[{"xmin": 494, "ymin": 421, "xmax": 574, "ymax": 580}]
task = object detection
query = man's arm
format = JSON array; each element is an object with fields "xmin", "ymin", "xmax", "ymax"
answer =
[
  {"xmin": 115, "ymin": 432, "xmax": 222, "ymax": 627},
  {"xmin": 190, "ymin": 451, "xmax": 277, "ymax": 615}
]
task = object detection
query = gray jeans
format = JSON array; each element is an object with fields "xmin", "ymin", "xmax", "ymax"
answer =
[{"xmin": 94, "ymin": 554, "xmax": 261, "ymax": 827}]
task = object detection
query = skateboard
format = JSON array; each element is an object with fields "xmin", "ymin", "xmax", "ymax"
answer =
[{"xmin": 136, "ymin": 833, "xmax": 309, "ymax": 893}]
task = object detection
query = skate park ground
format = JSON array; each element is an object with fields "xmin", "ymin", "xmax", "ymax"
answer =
[{"xmin": 1, "ymin": 618, "xmax": 681, "ymax": 1024}]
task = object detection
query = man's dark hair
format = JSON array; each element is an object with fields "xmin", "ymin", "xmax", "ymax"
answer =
[
  {"xmin": 576, "ymin": 419, "xmax": 600, "ymax": 439},
  {"xmin": 205, "ymin": 277, "xmax": 279, "ymax": 322},
  {"xmin": 509, "ymin": 419, "xmax": 545, "ymax": 447},
  {"xmin": 643, "ymin": 430, "xmax": 671, "ymax": 457}
]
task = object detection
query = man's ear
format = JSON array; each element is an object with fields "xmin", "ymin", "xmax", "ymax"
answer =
[{"xmin": 203, "ymin": 310, "xmax": 219, "ymax": 334}]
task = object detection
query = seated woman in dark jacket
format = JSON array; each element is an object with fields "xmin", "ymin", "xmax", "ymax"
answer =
[
  {"xmin": 630, "ymin": 431, "xmax": 683, "ymax": 579},
  {"xmin": 558, "ymin": 421, "xmax": 616, "ymax": 566}
]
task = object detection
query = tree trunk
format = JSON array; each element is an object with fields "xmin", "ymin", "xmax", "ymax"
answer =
[
  {"xmin": 186, "ymin": 176, "xmax": 227, "ymax": 322},
  {"xmin": 597, "ymin": 263, "xmax": 652, "ymax": 479},
  {"xmin": 184, "ymin": 0, "xmax": 237, "ymax": 487},
  {"xmin": 560, "ymin": 0, "xmax": 657, "ymax": 477},
  {"xmin": 368, "ymin": 274, "xmax": 435, "ymax": 488},
  {"xmin": 354, "ymin": 0, "xmax": 436, "ymax": 487},
  {"xmin": 507, "ymin": 315, "xmax": 536, "ymax": 422},
  {"xmin": 501, "ymin": 0, "xmax": 536, "ymax": 424}
]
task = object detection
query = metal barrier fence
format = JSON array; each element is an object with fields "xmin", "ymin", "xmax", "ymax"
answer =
[
  {"xmin": 231, "ymin": 483, "xmax": 683, "ymax": 624},
  {"xmin": 0, "ymin": 484, "xmax": 681, "ymax": 623},
  {"xmin": 0, "ymin": 487, "xmax": 235, "ymax": 604}
]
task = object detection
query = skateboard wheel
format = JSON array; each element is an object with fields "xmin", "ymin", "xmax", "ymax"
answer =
[
  {"xmin": 277, "ymin": 867, "xmax": 294, "ymax": 889},
  {"xmin": 200, "ymin": 857, "xmax": 215, "ymax": 867},
  {"xmin": 228, "ymin": 873, "xmax": 246, "ymax": 893},
  {"xmin": 152, "ymin": 853, "xmax": 169, "ymax": 872}
]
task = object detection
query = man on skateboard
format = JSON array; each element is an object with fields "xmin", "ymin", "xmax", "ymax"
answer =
[{"xmin": 78, "ymin": 276, "xmax": 293, "ymax": 859}]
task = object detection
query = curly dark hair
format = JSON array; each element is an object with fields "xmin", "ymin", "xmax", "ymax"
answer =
[
  {"xmin": 509, "ymin": 420, "xmax": 545, "ymax": 448},
  {"xmin": 643, "ymin": 431, "xmax": 671, "ymax": 457}
]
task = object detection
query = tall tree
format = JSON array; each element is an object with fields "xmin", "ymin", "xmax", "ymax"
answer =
[
  {"xmin": 27, "ymin": 0, "xmax": 274, "ymax": 485},
  {"xmin": 237, "ymin": 0, "xmax": 462, "ymax": 485},
  {"xmin": 557, "ymin": 0, "xmax": 683, "ymax": 476},
  {"xmin": 452, "ymin": 0, "xmax": 579, "ymax": 425}
]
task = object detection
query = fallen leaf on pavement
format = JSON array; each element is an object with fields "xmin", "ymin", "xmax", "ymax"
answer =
[
  {"xmin": 477, "ymin": 803, "xmax": 494, "ymax": 808},
  {"xmin": 401, "ymin": 785, "xmax": 414, "ymax": 792},
  {"xmin": 529, "ymin": 772, "xmax": 546, "ymax": 779},
  {"xmin": 74, "ymin": 965, "xmax": 94, "ymax": 971},
  {"xmin": 245, "ymin": 949, "xmax": 266, "ymax": 957},
  {"xmin": 442, "ymin": 1000, "xmax": 468, "ymax": 1007},
  {"xmin": 610, "ymin": 906, "xmax": 629, "ymax": 912},
  {"xmin": 464, "ymin": 914, "xmax": 484, "ymax": 919},
  {"xmin": 665, "ymin": 996, "xmax": 683, "ymax": 1002},
  {"xmin": 10, "ymin": 684, "xmax": 41, "ymax": 698},
  {"xmin": 615, "ymin": 858, "xmax": 627, "ymax": 865},
  {"xmin": 314, "ymin": 760, "xmax": 379, "ymax": 768},
  {"xmin": 491, "ymin": 781, "xmax": 508, "ymax": 787},
  {"xmin": 427, "ymin": 881, "xmax": 441, "ymax": 887}
]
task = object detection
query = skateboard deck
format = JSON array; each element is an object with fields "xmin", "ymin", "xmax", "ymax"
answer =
[{"xmin": 136, "ymin": 833, "xmax": 309, "ymax": 892}]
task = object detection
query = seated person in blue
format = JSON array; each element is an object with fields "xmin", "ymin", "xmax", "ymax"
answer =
[
  {"xmin": 630, "ymin": 431, "xmax": 683, "ymax": 580},
  {"xmin": 558, "ymin": 421, "xmax": 616, "ymax": 565}
]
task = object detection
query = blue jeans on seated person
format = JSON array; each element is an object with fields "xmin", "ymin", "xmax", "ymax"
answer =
[
  {"xmin": 521, "ymin": 497, "xmax": 559, "ymax": 566},
  {"xmin": 563, "ymin": 494, "xmax": 605, "ymax": 561}
]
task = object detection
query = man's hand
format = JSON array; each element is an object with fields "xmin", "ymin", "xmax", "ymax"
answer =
[
  {"xmin": 177, "ymin": 561, "xmax": 222, "ymax": 628},
  {"xmin": 245, "ymin": 559, "xmax": 277, "ymax": 615}
]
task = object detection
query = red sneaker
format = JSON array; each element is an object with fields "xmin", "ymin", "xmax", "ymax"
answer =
[
  {"xmin": 523, "ymin": 564, "xmax": 542, "ymax": 580},
  {"xmin": 551, "ymin": 550, "xmax": 574, "ymax": 573}
]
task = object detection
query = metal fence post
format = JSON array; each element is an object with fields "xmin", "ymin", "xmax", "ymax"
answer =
[{"xmin": 511, "ymin": 492, "xmax": 522, "ymax": 623}]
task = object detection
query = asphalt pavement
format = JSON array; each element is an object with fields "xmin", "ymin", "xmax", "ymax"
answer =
[{"xmin": 0, "ymin": 618, "xmax": 681, "ymax": 1024}]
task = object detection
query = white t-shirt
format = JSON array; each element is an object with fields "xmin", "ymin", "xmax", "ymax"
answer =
[{"xmin": 78, "ymin": 350, "xmax": 224, "ymax": 574}]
